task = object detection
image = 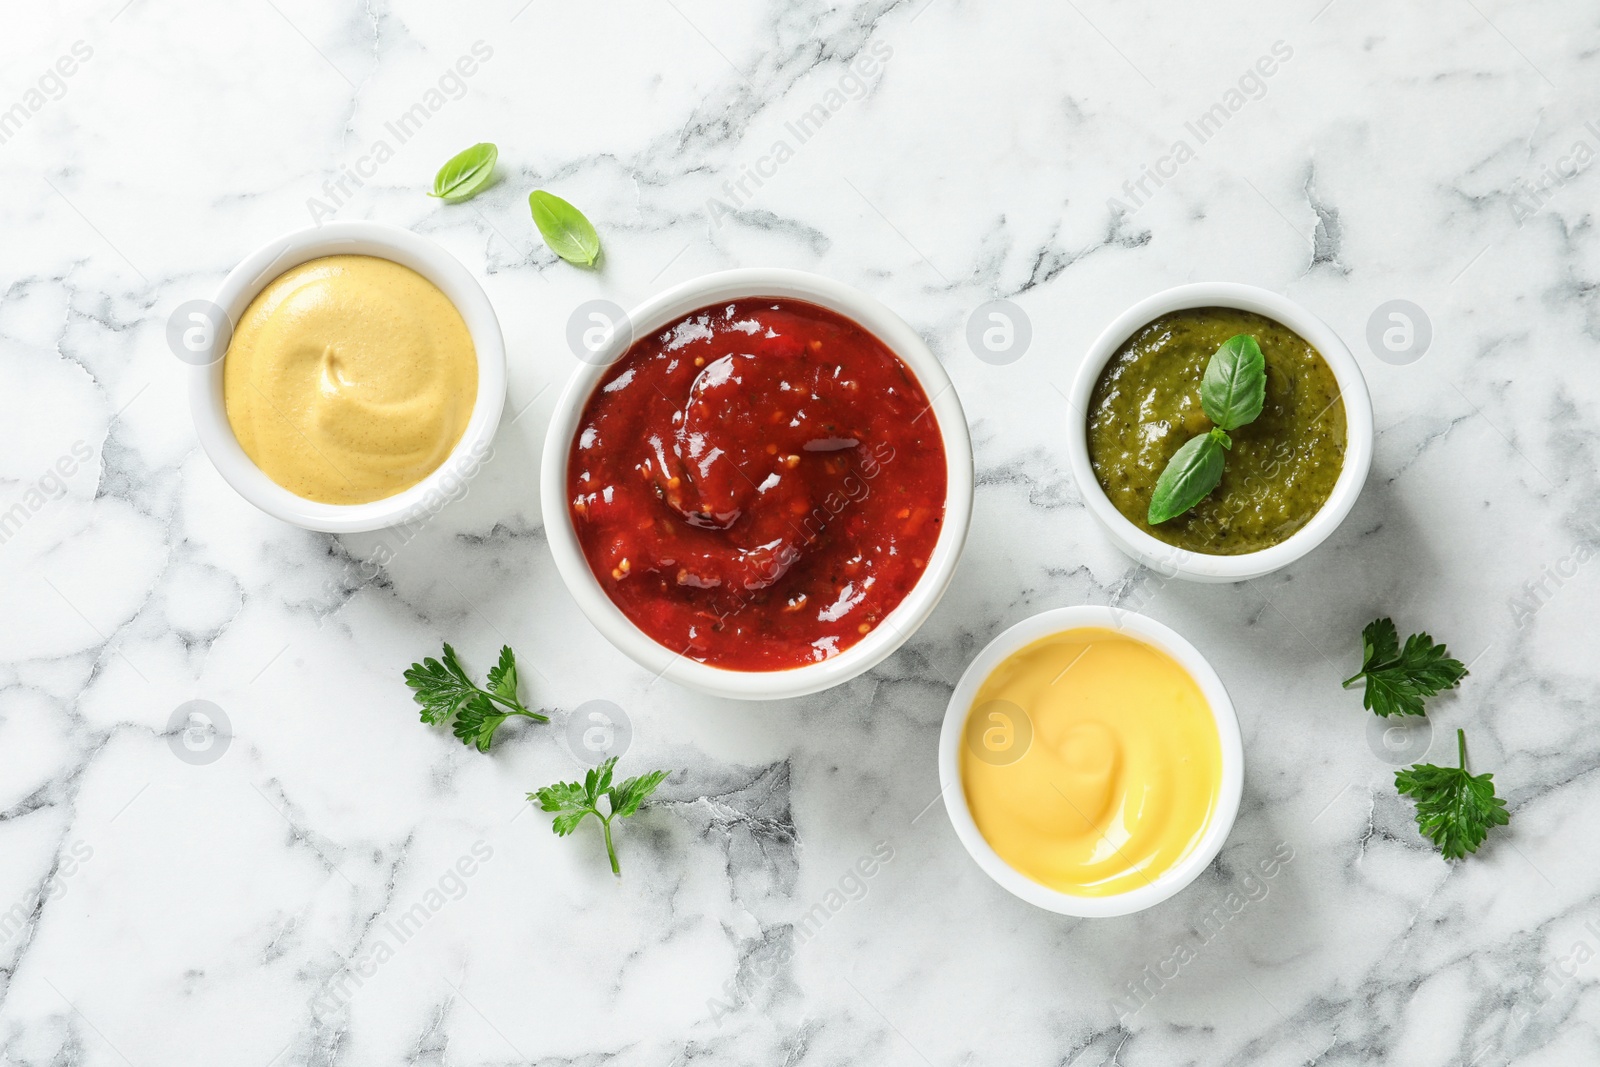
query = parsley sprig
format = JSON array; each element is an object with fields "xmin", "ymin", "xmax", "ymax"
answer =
[
  {"xmin": 1342, "ymin": 617, "xmax": 1467, "ymax": 717},
  {"xmin": 405, "ymin": 643, "xmax": 549, "ymax": 752},
  {"xmin": 1342, "ymin": 617, "xmax": 1507, "ymax": 860},
  {"xmin": 531, "ymin": 757, "xmax": 671, "ymax": 876},
  {"xmin": 1395, "ymin": 729, "xmax": 1510, "ymax": 859}
]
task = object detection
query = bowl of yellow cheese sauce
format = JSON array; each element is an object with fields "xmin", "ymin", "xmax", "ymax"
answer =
[
  {"xmin": 940, "ymin": 606, "xmax": 1243, "ymax": 917},
  {"xmin": 191, "ymin": 222, "xmax": 506, "ymax": 532}
]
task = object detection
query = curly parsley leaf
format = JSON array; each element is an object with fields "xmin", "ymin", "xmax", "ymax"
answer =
[
  {"xmin": 529, "ymin": 756, "xmax": 672, "ymax": 875},
  {"xmin": 1342, "ymin": 617, "xmax": 1467, "ymax": 717},
  {"xmin": 1395, "ymin": 729, "xmax": 1509, "ymax": 860},
  {"xmin": 404, "ymin": 644, "xmax": 478, "ymax": 725},
  {"xmin": 612, "ymin": 768, "xmax": 670, "ymax": 817},
  {"xmin": 486, "ymin": 644, "xmax": 519, "ymax": 705},
  {"xmin": 451, "ymin": 696, "xmax": 510, "ymax": 753},
  {"xmin": 405, "ymin": 643, "xmax": 548, "ymax": 751}
]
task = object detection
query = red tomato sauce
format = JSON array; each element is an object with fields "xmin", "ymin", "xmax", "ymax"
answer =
[{"xmin": 567, "ymin": 299, "xmax": 948, "ymax": 671}]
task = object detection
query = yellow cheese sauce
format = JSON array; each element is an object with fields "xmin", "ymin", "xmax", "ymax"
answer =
[
  {"xmin": 960, "ymin": 627, "xmax": 1222, "ymax": 897},
  {"xmin": 223, "ymin": 254, "xmax": 477, "ymax": 505}
]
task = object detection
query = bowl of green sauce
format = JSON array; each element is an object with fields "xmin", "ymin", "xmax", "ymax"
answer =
[{"xmin": 1066, "ymin": 283, "xmax": 1373, "ymax": 582}]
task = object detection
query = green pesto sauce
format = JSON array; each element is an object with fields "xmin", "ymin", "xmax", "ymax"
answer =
[{"xmin": 1086, "ymin": 307, "xmax": 1346, "ymax": 555}]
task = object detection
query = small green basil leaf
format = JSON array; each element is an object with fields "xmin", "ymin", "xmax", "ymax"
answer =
[
  {"xmin": 1200, "ymin": 334, "xmax": 1266, "ymax": 431},
  {"xmin": 430, "ymin": 143, "xmax": 498, "ymax": 203},
  {"xmin": 1147, "ymin": 432, "xmax": 1226, "ymax": 525},
  {"xmin": 529, "ymin": 190, "xmax": 601, "ymax": 267}
]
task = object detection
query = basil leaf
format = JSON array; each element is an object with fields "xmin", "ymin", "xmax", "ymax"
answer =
[
  {"xmin": 430, "ymin": 142, "xmax": 498, "ymax": 203},
  {"xmin": 1147, "ymin": 429, "xmax": 1227, "ymax": 525},
  {"xmin": 529, "ymin": 190, "xmax": 602, "ymax": 267},
  {"xmin": 1200, "ymin": 334, "xmax": 1267, "ymax": 431}
]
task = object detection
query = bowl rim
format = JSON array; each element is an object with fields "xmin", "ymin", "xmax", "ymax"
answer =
[
  {"xmin": 937, "ymin": 605, "xmax": 1245, "ymax": 917},
  {"xmin": 539, "ymin": 267, "xmax": 974, "ymax": 701},
  {"xmin": 189, "ymin": 220, "xmax": 507, "ymax": 534},
  {"xmin": 1064, "ymin": 282, "xmax": 1374, "ymax": 582}
]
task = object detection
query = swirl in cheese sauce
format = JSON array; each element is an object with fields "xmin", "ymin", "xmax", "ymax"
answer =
[{"xmin": 960, "ymin": 627, "xmax": 1222, "ymax": 897}]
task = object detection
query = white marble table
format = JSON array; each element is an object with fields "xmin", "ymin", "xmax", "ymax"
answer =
[{"xmin": 2, "ymin": 1, "xmax": 1596, "ymax": 1063}]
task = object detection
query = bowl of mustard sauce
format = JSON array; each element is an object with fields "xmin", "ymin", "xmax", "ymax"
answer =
[{"xmin": 190, "ymin": 221, "xmax": 506, "ymax": 532}]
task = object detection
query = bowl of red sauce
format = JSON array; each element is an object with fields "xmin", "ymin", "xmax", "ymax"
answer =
[{"xmin": 541, "ymin": 269, "xmax": 973, "ymax": 700}]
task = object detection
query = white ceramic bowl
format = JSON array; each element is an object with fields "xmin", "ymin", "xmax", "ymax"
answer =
[
  {"xmin": 541, "ymin": 268, "xmax": 974, "ymax": 701},
  {"xmin": 190, "ymin": 221, "xmax": 507, "ymax": 533},
  {"xmin": 939, "ymin": 606, "xmax": 1244, "ymax": 917},
  {"xmin": 1065, "ymin": 283, "xmax": 1373, "ymax": 582}
]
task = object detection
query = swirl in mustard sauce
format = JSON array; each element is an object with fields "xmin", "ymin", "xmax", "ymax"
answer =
[{"xmin": 223, "ymin": 255, "xmax": 477, "ymax": 505}]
